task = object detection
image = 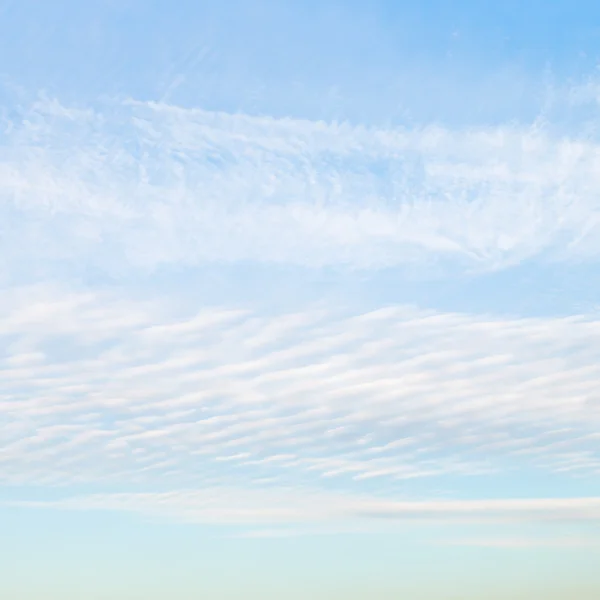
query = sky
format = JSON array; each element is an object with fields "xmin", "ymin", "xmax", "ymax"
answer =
[{"xmin": 1, "ymin": 1, "xmax": 600, "ymax": 599}]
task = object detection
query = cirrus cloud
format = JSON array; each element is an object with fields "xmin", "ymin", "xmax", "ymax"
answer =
[{"xmin": 2, "ymin": 95, "xmax": 600, "ymax": 276}]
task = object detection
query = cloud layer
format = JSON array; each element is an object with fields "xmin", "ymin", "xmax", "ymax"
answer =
[
  {"xmin": 1, "ymin": 283, "xmax": 599, "ymax": 525},
  {"xmin": 3, "ymin": 93, "xmax": 600, "ymax": 529},
  {"xmin": 2, "ymin": 96, "xmax": 600, "ymax": 275}
]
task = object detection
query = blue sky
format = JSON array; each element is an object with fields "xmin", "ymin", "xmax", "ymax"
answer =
[{"xmin": 1, "ymin": 1, "xmax": 600, "ymax": 599}]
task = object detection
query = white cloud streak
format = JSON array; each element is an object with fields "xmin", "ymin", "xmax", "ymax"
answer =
[
  {"xmin": 2, "ymin": 96, "xmax": 600, "ymax": 274},
  {"xmin": 12, "ymin": 489, "xmax": 600, "ymax": 526},
  {"xmin": 437, "ymin": 536, "xmax": 600, "ymax": 549}
]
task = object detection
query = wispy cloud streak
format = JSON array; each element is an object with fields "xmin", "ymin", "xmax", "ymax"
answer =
[
  {"xmin": 2, "ymin": 96, "xmax": 600, "ymax": 275},
  {"xmin": 12, "ymin": 490, "xmax": 600, "ymax": 526}
]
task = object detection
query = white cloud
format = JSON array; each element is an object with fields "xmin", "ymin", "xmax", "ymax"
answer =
[
  {"xmin": 2, "ymin": 96, "xmax": 600, "ymax": 275},
  {"xmin": 11, "ymin": 489, "xmax": 600, "ymax": 526},
  {"xmin": 436, "ymin": 536, "xmax": 600, "ymax": 549},
  {"xmin": 1, "ymin": 284, "xmax": 599, "ymax": 494}
]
